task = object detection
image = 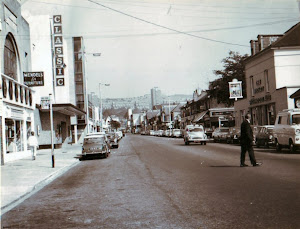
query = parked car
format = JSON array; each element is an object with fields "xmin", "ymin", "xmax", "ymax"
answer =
[
  {"xmin": 204, "ymin": 127, "xmax": 213, "ymax": 138},
  {"xmin": 157, "ymin": 130, "xmax": 164, "ymax": 137},
  {"xmin": 172, "ymin": 129, "xmax": 182, "ymax": 138},
  {"xmin": 212, "ymin": 128, "xmax": 230, "ymax": 143},
  {"xmin": 115, "ymin": 131, "xmax": 123, "ymax": 140},
  {"xmin": 255, "ymin": 125, "xmax": 275, "ymax": 148},
  {"xmin": 226, "ymin": 127, "xmax": 241, "ymax": 144},
  {"xmin": 183, "ymin": 125, "xmax": 208, "ymax": 145},
  {"xmin": 106, "ymin": 132, "xmax": 119, "ymax": 148},
  {"xmin": 273, "ymin": 109, "xmax": 300, "ymax": 152},
  {"xmin": 80, "ymin": 135, "xmax": 110, "ymax": 160},
  {"xmin": 150, "ymin": 130, "xmax": 155, "ymax": 136},
  {"xmin": 165, "ymin": 129, "xmax": 172, "ymax": 137}
]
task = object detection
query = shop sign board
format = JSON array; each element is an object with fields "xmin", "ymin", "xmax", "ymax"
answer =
[
  {"xmin": 41, "ymin": 96, "xmax": 50, "ymax": 110},
  {"xmin": 229, "ymin": 79, "xmax": 243, "ymax": 100},
  {"xmin": 23, "ymin": 72, "xmax": 44, "ymax": 86}
]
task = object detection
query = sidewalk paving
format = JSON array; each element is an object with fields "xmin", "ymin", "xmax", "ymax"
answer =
[{"xmin": 1, "ymin": 144, "xmax": 82, "ymax": 216}]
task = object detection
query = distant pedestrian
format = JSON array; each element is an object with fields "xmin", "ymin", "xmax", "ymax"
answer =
[
  {"xmin": 240, "ymin": 113, "xmax": 262, "ymax": 167},
  {"xmin": 28, "ymin": 131, "xmax": 38, "ymax": 160}
]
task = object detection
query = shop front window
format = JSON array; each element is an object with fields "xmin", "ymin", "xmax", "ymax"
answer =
[{"xmin": 5, "ymin": 119, "xmax": 23, "ymax": 153}]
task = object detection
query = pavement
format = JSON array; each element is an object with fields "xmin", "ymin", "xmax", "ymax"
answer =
[{"xmin": 0, "ymin": 144, "xmax": 82, "ymax": 216}]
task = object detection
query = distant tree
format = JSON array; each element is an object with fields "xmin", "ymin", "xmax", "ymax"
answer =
[
  {"xmin": 209, "ymin": 51, "xmax": 249, "ymax": 106},
  {"xmin": 110, "ymin": 120, "xmax": 121, "ymax": 130}
]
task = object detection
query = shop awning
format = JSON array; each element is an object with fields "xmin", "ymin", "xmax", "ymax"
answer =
[
  {"xmin": 39, "ymin": 103, "xmax": 86, "ymax": 116},
  {"xmin": 193, "ymin": 111, "xmax": 208, "ymax": 122}
]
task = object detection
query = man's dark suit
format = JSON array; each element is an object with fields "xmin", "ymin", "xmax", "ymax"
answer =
[{"xmin": 240, "ymin": 119, "xmax": 257, "ymax": 165}]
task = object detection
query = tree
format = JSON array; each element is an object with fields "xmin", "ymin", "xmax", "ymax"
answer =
[
  {"xmin": 110, "ymin": 120, "xmax": 121, "ymax": 130},
  {"xmin": 209, "ymin": 51, "xmax": 249, "ymax": 106}
]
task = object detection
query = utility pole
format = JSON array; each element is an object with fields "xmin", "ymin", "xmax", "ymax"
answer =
[{"xmin": 49, "ymin": 93, "xmax": 55, "ymax": 168}]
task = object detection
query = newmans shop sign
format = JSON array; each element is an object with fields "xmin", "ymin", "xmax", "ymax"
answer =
[{"xmin": 23, "ymin": 72, "xmax": 44, "ymax": 86}]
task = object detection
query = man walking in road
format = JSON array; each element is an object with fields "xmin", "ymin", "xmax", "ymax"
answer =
[{"xmin": 240, "ymin": 113, "xmax": 262, "ymax": 167}]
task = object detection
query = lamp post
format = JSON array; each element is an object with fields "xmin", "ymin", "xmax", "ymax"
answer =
[
  {"xmin": 99, "ymin": 83, "xmax": 110, "ymax": 131},
  {"xmin": 83, "ymin": 52, "xmax": 101, "ymax": 134}
]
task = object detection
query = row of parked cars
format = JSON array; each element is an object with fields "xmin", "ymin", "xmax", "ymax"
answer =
[
  {"xmin": 212, "ymin": 108, "xmax": 300, "ymax": 152},
  {"xmin": 141, "ymin": 129, "xmax": 183, "ymax": 138},
  {"xmin": 78, "ymin": 130, "xmax": 124, "ymax": 160},
  {"xmin": 139, "ymin": 109, "xmax": 300, "ymax": 152}
]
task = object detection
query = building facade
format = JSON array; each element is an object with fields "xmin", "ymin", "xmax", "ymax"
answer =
[
  {"xmin": 27, "ymin": 15, "xmax": 86, "ymax": 148},
  {"xmin": 0, "ymin": 0, "xmax": 35, "ymax": 163},
  {"xmin": 234, "ymin": 23, "xmax": 300, "ymax": 127}
]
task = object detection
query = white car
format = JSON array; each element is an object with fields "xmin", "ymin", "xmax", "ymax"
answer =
[
  {"xmin": 273, "ymin": 109, "xmax": 300, "ymax": 152},
  {"xmin": 183, "ymin": 125, "xmax": 208, "ymax": 145}
]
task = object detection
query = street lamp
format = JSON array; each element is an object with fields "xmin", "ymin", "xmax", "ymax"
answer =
[{"xmin": 99, "ymin": 83, "xmax": 110, "ymax": 131}]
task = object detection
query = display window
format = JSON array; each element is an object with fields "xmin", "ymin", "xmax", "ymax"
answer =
[{"xmin": 5, "ymin": 119, "xmax": 24, "ymax": 153}]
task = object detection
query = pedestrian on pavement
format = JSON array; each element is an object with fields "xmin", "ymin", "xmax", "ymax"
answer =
[
  {"xmin": 28, "ymin": 131, "xmax": 38, "ymax": 160},
  {"xmin": 240, "ymin": 113, "xmax": 262, "ymax": 167}
]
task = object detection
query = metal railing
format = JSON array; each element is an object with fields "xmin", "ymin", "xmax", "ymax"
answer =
[{"xmin": 1, "ymin": 73, "xmax": 35, "ymax": 109}]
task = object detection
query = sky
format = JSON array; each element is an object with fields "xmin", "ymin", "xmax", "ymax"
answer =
[{"xmin": 22, "ymin": 0, "xmax": 300, "ymax": 98}]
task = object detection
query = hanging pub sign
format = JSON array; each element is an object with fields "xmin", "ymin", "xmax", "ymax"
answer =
[
  {"xmin": 229, "ymin": 79, "xmax": 243, "ymax": 100},
  {"xmin": 52, "ymin": 15, "xmax": 65, "ymax": 86},
  {"xmin": 23, "ymin": 72, "xmax": 44, "ymax": 86}
]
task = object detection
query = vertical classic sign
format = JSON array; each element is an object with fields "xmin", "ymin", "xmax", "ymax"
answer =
[{"xmin": 53, "ymin": 15, "xmax": 64, "ymax": 86}]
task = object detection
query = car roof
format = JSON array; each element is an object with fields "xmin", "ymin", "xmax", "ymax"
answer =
[
  {"xmin": 86, "ymin": 132, "xmax": 106, "ymax": 136},
  {"xmin": 84, "ymin": 135, "xmax": 105, "ymax": 139}
]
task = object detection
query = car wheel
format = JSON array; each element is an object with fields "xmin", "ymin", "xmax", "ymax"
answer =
[
  {"xmin": 289, "ymin": 140, "xmax": 296, "ymax": 153},
  {"xmin": 204, "ymin": 142, "xmax": 207, "ymax": 145},
  {"xmin": 275, "ymin": 140, "xmax": 281, "ymax": 152}
]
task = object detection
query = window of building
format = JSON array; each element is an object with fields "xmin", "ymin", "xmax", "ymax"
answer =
[
  {"xmin": 4, "ymin": 34, "xmax": 18, "ymax": 80},
  {"xmin": 264, "ymin": 70, "xmax": 270, "ymax": 92},
  {"xmin": 250, "ymin": 76, "xmax": 254, "ymax": 96}
]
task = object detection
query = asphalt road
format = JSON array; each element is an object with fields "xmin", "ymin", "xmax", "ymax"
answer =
[{"xmin": 2, "ymin": 134, "xmax": 300, "ymax": 229}]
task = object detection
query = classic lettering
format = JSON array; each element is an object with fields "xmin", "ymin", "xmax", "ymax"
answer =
[{"xmin": 53, "ymin": 15, "xmax": 61, "ymax": 24}]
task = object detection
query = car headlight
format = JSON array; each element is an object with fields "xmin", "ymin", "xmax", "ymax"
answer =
[{"xmin": 296, "ymin": 129, "xmax": 300, "ymax": 135}]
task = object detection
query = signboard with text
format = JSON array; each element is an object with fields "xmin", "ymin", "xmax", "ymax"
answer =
[
  {"xmin": 229, "ymin": 80, "xmax": 243, "ymax": 100},
  {"xmin": 23, "ymin": 72, "xmax": 44, "ymax": 86},
  {"xmin": 53, "ymin": 15, "xmax": 65, "ymax": 86},
  {"xmin": 41, "ymin": 96, "xmax": 50, "ymax": 110}
]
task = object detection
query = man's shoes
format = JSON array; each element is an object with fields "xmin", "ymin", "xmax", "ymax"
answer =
[
  {"xmin": 240, "ymin": 164, "xmax": 248, "ymax": 167},
  {"xmin": 253, "ymin": 162, "xmax": 262, "ymax": 166}
]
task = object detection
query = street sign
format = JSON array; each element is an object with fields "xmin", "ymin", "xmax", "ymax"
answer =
[{"xmin": 41, "ymin": 96, "xmax": 50, "ymax": 109}]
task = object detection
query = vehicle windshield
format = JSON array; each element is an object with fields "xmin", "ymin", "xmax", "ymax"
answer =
[
  {"xmin": 84, "ymin": 137, "xmax": 105, "ymax": 144},
  {"xmin": 292, "ymin": 114, "xmax": 300, "ymax": 124},
  {"xmin": 189, "ymin": 128, "xmax": 203, "ymax": 132}
]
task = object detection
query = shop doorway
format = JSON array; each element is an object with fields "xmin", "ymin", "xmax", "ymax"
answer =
[{"xmin": 61, "ymin": 121, "xmax": 67, "ymax": 143}]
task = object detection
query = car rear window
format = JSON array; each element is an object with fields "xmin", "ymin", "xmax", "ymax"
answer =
[
  {"xmin": 84, "ymin": 137, "xmax": 105, "ymax": 144},
  {"xmin": 189, "ymin": 128, "xmax": 203, "ymax": 132}
]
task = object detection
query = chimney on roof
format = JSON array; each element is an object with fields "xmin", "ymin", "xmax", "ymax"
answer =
[
  {"xmin": 250, "ymin": 40, "xmax": 259, "ymax": 55},
  {"xmin": 250, "ymin": 34, "xmax": 284, "ymax": 55}
]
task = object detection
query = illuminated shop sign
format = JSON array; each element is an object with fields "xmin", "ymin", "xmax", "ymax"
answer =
[{"xmin": 53, "ymin": 15, "xmax": 64, "ymax": 86}]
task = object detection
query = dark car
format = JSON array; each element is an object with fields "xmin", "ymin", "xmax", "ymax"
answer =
[
  {"xmin": 80, "ymin": 135, "xmax": 110, "ymax": 160},
  {"xmin": 226, "ymin": 127, "xmax": 241, "ymax": 144},
  {"xmin": 255, "ymin": 125, "xmax": 275, "ymax": 148},
  {"xmin": 212, "ymin": 128, "xmax": 230, "ymax": 143}
]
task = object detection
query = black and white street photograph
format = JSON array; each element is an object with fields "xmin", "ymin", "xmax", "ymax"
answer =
[{"xmin": 1, "ymin": 0, "xmax": 300, "ymax": 228}]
